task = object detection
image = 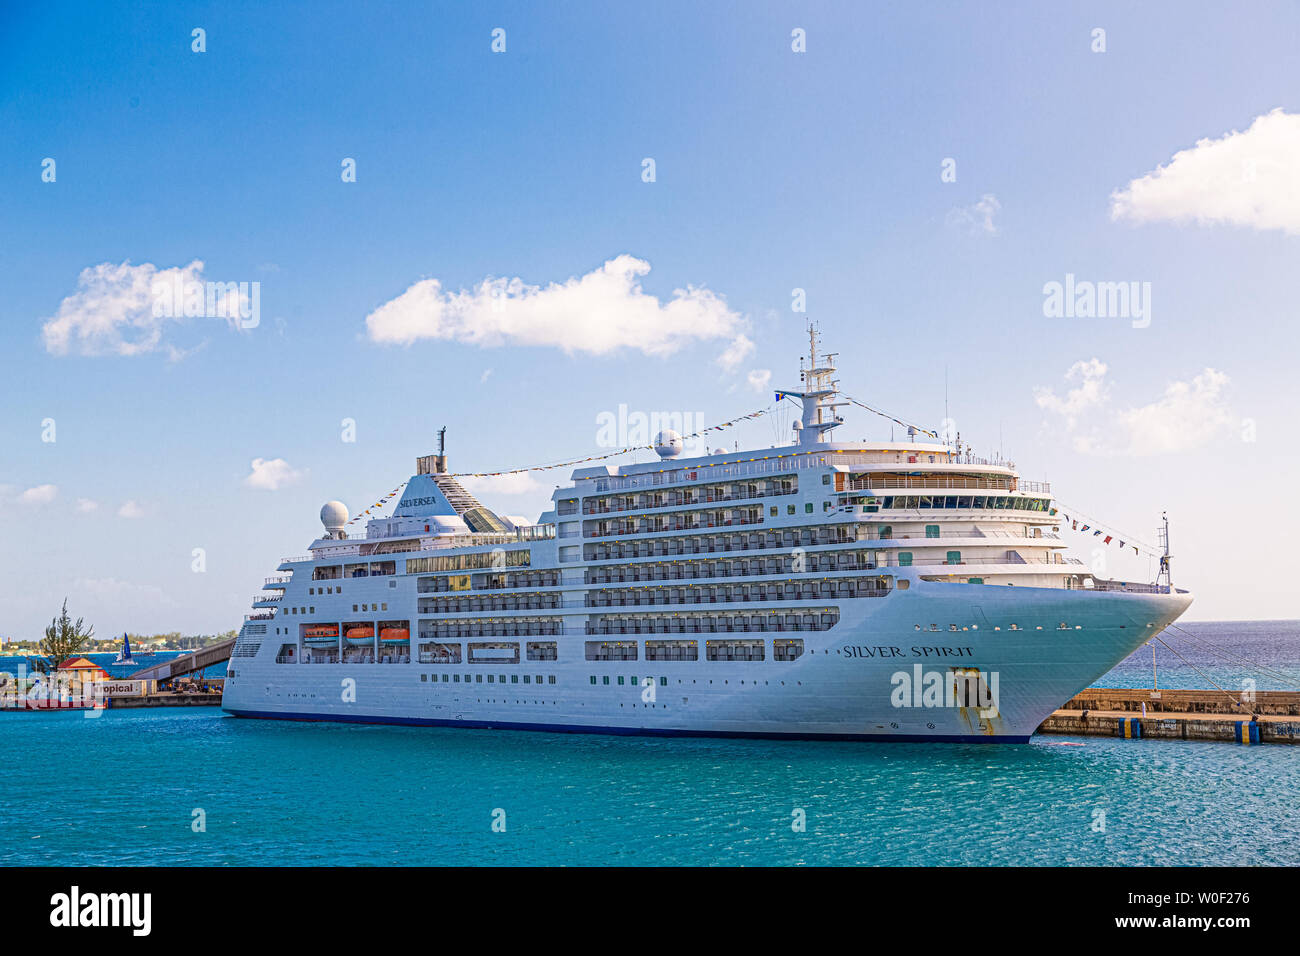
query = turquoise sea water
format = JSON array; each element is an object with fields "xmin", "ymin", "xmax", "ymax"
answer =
[
  {"xmin": 2, "ymin": 622, "xmax": 1297, "ymax": 866},
  {"xmin": 1097, "ymin": 620, "xmax": 1300, "ymax": 692}
]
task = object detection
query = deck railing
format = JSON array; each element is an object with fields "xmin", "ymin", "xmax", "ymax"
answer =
[{"xmin": 846, "ymin": 477, "xmax": 1050, "ymax": 492}]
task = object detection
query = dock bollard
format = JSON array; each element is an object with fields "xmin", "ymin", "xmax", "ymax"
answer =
[
  {"xmin": 1116, "ymin": 716, "xmax": 1142, "ymax": 739},
  {"xmin": 1234, "ymin": 721, "xmax": 1261, "ymax": 745}
]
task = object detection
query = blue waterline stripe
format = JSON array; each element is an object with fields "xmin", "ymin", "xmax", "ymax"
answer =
[{"xmin": 222, "ymin": 708, "xmax": 1030, "ymax": 743}]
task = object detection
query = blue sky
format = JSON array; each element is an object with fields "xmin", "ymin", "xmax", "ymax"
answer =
[{"xmin": 2, "ymin": 0, "xmax": 1298, "ymax": 637}]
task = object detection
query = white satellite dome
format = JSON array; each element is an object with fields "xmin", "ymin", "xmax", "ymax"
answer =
[
  {"xmin": 654, "ymin": 430, "xmax": 683, "ymax": 459},
  {"xmin": 320, "ymin": 500, "xmax": 349, "ymax": 532}
]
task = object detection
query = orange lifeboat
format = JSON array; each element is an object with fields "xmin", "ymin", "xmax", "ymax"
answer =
[
  {"xmin": 379, "ymin": 627, "xmax": 409, "ymax": 643},
  {"xmin": 304, "ymin": 625, "xmax": 339, "ymax": 640},
  {"xmin": 344, "ymin": 625, "xmax": 375, "ymax": 644}
]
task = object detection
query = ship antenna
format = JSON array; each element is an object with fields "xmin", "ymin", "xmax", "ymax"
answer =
[
  {"xmin": 944, "ymin": 365, "xmax": 950, "ymax": 450},
  {"xmin": 1157, "ymin": 511, "xmax": 1172, "ymax": 590}
]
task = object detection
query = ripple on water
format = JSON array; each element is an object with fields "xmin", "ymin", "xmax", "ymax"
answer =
[{"xmin": 1, "ymin": 707, "xmax": 1297, "ymax": 866}]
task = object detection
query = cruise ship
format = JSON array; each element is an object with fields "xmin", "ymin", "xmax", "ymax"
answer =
[{"xmin": 223, "ymin": 334, "xmax": 1192, "ymax": 742}]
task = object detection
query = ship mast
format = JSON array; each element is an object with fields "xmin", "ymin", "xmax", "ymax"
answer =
[
  {"xmin": 786, "ymin": 323, "xmax": 847, "ymax": 447},
  {"xmin": 1157, "ymin": 511, "xmax": 1172, "ymax": 591}
]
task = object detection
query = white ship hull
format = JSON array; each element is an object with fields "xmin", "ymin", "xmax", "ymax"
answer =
[{"xmin": 223, "ymin": 579, "xmax": 1191, "ymax": 742}]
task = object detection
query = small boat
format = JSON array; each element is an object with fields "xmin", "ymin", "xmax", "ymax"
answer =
[
  {"xmin": 379, "ymin": 628, "xmax": 409, "ymax": 643},
  {"xmin": 344, "ymin": 625, "xmax": 375, "ymax": 644},
  {"xmin": 303, "ymin": 625, "xmax": 340, "ymax": 645},
  {"xmin": 113, "ymin": 633, "xmax": 135, "ymax": 664}
]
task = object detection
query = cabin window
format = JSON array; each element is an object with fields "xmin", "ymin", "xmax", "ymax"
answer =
[
  {"xmin": 706, "ymin": 639, "xmax": 765, "ymax": 661},
  {"xmin": 646, "ymin": 639, "xmax": 698, "ymax": 661},
  {"xmin": 804, "ymin": 503, "xmax": 813, "ymax": 513},
  {"xmin": 925, "ymin": 525, "xmax": 940, "ymax": 538},
  {"xmin": 787, "ymin": 505, "xmax": 796, "ymax": 515},
  {"xmin": 585, "ymin": 640, "xmax": 637, "ymax": 661},
  {"xmin": 898, "ymin": 552, "xmax": 913, "ymax": 566},
  {"xmin": 947, "ymin": 551, "xmax": 961, "ymax": 565},
  {"xmin": 774, "ymin": 638, "xmax": 804, "ymax": 661}
]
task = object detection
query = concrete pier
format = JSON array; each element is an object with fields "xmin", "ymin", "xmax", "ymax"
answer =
[
  {"xmin": 1037, "ymin": 687, "xmax": 1300, "ymax": 744},
  {"xmin": 109, "ymin": 692, "xmax": 222, "ymax": 709}
]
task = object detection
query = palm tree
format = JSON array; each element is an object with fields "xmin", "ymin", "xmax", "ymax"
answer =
[{"xmin": 40, "ymin": 598, "xmax": 94, "ymax": 671}]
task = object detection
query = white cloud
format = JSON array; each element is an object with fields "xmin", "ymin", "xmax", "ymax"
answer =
[
  {"xmin": 480, "ymin": 368, "xmax": 493, "ymax": 383},
  {"xmin": 947, "ymin": 194, "xmax": 1001, "ymax": 236},
  {"xmin": 1116, "ymin": 369, "xmax": 1233, "ymax": 455},
  {"xmin": 43, "ymin": 259, "xmax": 190, "ymax": 356},
  {"xmin": 18, "ymin": 484, "xmax": 58, "ymax": 505},
  {"xmin": 1033, "ymin": 358, "xmax": 1109, "ymax": 427},
  {"xmin": 746, "ymin": 368, "xmax": 772, "ymax": 392},
  {"xmin": 243, "ymin": 458, "xmax": 307, "ymax": 491},
  {"xmin": 459, "ymin": 472, "xmax": 544, "ymax": 498},
  {"xmin": 75, "ymin": 498, "xmax": 99, "ymax": 513},
  {"xmin": 117, "ymin": 500, "xmax": 145, "ymax": 518},
  {"xmin": 1035, "ymin": 360, "xmax": 1233, "ymax": 455},
  {"xmin": 716, "ymin": 335, "xmax": 755, "ymax": 372},
  {"xmin": 1110, "ymin": 108, "xmax": 1300, "ymax": 235},
  {"xmin": 364, "ymin": 255, "xmax": 747, "ymax": 359},
  {"xmin": 41, "ymin": 259, "xmax": 253, "ymax": 357}
]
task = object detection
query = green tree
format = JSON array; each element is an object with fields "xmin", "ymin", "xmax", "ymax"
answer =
[{"xmin": 40, "ymin": 598, "xmax": 94, "ymax": 670}]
